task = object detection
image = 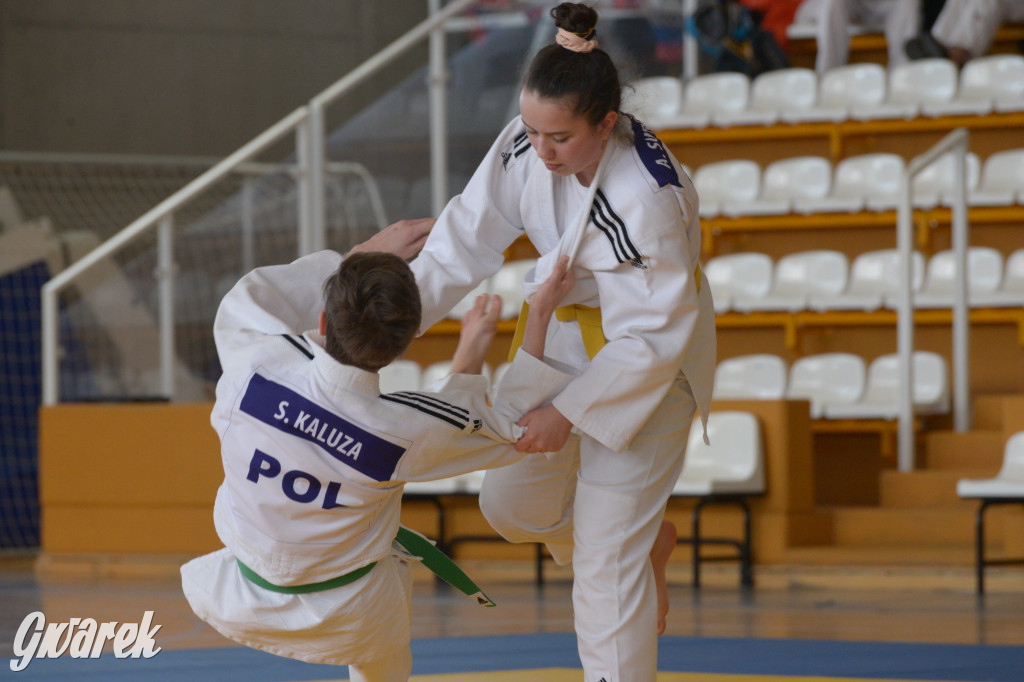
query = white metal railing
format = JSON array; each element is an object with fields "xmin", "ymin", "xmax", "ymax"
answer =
[
  {"xmin": 40, "ymin": 0, "xmax": 477, "ymax": 405},
  {"xmin": 306, "ymin": 0, "xmax": 477, "ymax": 253},
  {"xmin": 40, "ymin": 106, "xmax": 311, "ymax": 405},
  {"xmin": 895, "ymin": 127, "xmax": 971, "ymax": 472}
]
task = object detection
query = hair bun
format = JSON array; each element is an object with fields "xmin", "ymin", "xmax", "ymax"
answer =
[{"xmin": 550, "ymin": 2, "xmax": 598, "ymax": 40}]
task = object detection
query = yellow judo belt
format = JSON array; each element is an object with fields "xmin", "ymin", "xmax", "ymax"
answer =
[
  {"xmin": 508, "ymin": 264, "xmax": 701, "ymax": 362},
  {"xmin": 237, "ymin": 526, "xmax": 495, "ymax": 606}
]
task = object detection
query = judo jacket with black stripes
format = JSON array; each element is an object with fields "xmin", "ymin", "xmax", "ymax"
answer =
[
  {"xmin": 412, "ymin": 115, "xmax": 716, "ymax": 453},
  {"xmin": 208, "ymin": 250, "xmax": 570, "ymax": 588}
]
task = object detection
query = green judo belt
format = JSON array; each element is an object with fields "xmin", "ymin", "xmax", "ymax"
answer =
[{"xmin": 237, "ymin": 525, "xmax": 495, "ymax": 607}]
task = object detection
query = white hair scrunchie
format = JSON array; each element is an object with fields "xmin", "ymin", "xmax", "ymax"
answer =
[{"xmin": 555, "ymin": 27, "xmax": 599, "ymax": 53}]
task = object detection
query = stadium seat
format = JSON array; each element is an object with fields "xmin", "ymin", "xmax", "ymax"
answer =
[
  {"xmin": 823, "ymin": 351, "xmax": 950, "ymax": 419},
  {"xmin": 673, "ymin": 410, "xmax": 765, "ymax": 587},
  {"xmin": 910, "ymin": 151, "xmax": 981, "ymax": 209},
  {"xmin": 491, "ymin": 258, "xmax": 538, "ymax": 319},
  {"xmin": 971, "ymin": 248, "xmax": 1024, "ymax": 308},
  {"xmin": 795, "ymin": 63, "xmax": 887, "ymax": 123},
  {"xmin": 713, "ymin": 354, "xmax": 787, "ymax": 400},
  {"xmin": 786, "ymin": 352, "xmax": 866, "ymax": 419},
  {"xmin": 725, "ymin": 156, "xmax": 832, "ymax": 216},
  {"xmin": 693, "ymin": 160, "xmax": 761, "ymax": 218},
  {"xmin": 795, "ymin": 153, "xmax": 904, "ymax": 214},
  {"xmin": 810, "ymin": 248, "xmax": 925, "ymax": 312},
  {"xmin": 677, "ymin": 72, "xmax": 750, "ymax": 129},
  {"xmin": 420, "ymin": 360, "xmax": 454, "ymax": 389},
  {"xmin": 733, "ymin": 250, "xmax": 848, "ymax": 313},
  {"xmin": 403, "ymin": 476, "xmax": 461, "ymax": 496},
  {"xmin": 628, "ymin": 76, "xmax": 684, "ymax": 129},
  {"xmin": 716, "ymin": 68, "xmax": 818, "ymax": 127},
  {"xmin": 855, "ymin": 58, "xmax": 957, "ymax": 120},
  {"xmin": 926, "ymin": 54, "xmax": 1024, "ymax": 117},
  {"xmin": 424, "ymin": 360, "xmax": 492, "ymax": 389},
  {"xmin": 379, "ymin": 360, "xmax": 422, "ymax": 393},
  {"xmin": 969, "ymin": 149, "xmax": 1024, "ymax": 206},
  {"xmin": 914, "ymin": 247, "xmax": 1004, "ymax": 309},
  {"xmin": 956, "ymin": 431, "xmax": 1024, "ymax": 594},
  {"xmin": 703, "ymin": 252, "xmax": 774, "ymax": 313}
]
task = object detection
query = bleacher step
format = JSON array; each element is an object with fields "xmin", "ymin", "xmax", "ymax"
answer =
[
  {"xmin": 829, "ymin": 507, "xmax": 976, "ymax": 547},
  {"xmin": 972, "ymin": 394, "xmax": 1007, "ymax": 431},
  {"xmin": 879, "ymin": 469, "xmax": 993, "ymax": 508},
  {"xmin": 923, "ymin": 430, "xmax": 1005, "ymax": 471},
  {"xmin": 780, "ymin": 544, "xmax": 975, "ymax": 567}
]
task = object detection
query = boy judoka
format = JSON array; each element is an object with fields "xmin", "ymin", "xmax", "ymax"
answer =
[{"xmin": 181, "ymin": 219, "xmax": 575, "ymax": 681}]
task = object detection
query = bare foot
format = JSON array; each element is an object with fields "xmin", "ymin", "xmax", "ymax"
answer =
[{"xmin": 650, "ymin": 520, "xmax": 677, "ymax": 636}]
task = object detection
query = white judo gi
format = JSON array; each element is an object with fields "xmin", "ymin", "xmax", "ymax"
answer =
[
  {"xmin": 795, "ymin": 0, "xmax": 921, "ymax": 72},
  {"xmin": 180, "ymin": 250, "xmax": 570, "ymax": 682},
  {"xmin": 931, "ymin": 0, "xmax": 1024, "ymax": 59},
  {"xmin": 410, "ymin": 115, "xmax": 716, "ymax": 682}
]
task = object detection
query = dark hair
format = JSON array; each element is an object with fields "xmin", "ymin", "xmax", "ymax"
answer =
[
  {"xmin": 523, "ymin": 3, "xmax": 622, "ymax": 125},
  {"xmin": 321, "ymin": 252, "xmax": 421, "ymax": 372}
]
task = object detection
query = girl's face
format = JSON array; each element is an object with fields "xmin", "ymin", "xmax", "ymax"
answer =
[{"xmin": 519, "ymin": 89, "xmax": 618, "ymax": 187}]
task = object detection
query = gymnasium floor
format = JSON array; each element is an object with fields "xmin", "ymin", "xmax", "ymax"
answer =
[{"xmin": 2, "ymin": 553, "xmax": 1023, "ymax": 681}]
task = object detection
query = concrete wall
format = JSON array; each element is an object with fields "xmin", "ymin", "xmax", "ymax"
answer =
[{"xmin": 0, "ymin": 0, "xmax": 428, "ymax": 156}]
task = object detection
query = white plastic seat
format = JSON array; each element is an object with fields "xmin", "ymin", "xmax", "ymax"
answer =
[
  {"xmin": 713, "ymin": 354, "xmax": 787, "ymax": 400},
  {"xmin": 421, "ymin": 360, "xmax": 492, "ymax": 390},
  {"xmin": 693, "ymin": 160, "xmax": 761, "ymax": 218},
  {"xmin": 491, "ymin": 258, "xmax": 538, "ymax": 319},
  {"xmin": 628, "ymin": 76, "xmax": 684, "ymax": 129},
  {"xmin": 910, "ymin": 151, "xmax": 981, "ymax": 209},
  {"xmin": 725, "ymin": 156, "xmax": 832, "ymax": 216},
  {"xmin": 716, "ymin": 68, "xmax": 817, "ymax": 127},
  {"xmin": 958, "ymin": 432, "xmax": 1024, "ymax": 499},
  {"xmin": 786, "ymin": 353, "xmax": 866, "ymax": 419},
  {"xmin": 673, "ymin": 410, "xmax": 764, "ymax": 587},
  {"xmin": 795, "ymin": 153, "xmax": 904, "ymax": 214},
  {"xmin": 984, "ymin": 55, "xmax": 1024, "ymax": 113},
  {"xmin": 914, "ymin": 247, "xmax": 1004, "ymax": 309},
  {"xmin": 927, "ymin": 54, "xmax": 1024, "ymax": 117},
  {"xmin": 956, "ymin": 431, "xmax": 1024, "ymax": 594},
  {"xmin": 674, "ymin": 411, "xmax": 764, "ymax": 496},
  {"xmin": 444, "ymin": 278, "xmax": 494, "ymax": 320},
  {"xmin": 810, "ymin": 248, "xmax": 925, "ymax": 312},
  {"xmin": 378, "ymin": 360, "xmax": 422, "ymax": 394},
  {"xmin": 793, "ymin": 63, "xmax": 886, "ymax": 123},
  {"xmin": 823, "ymin": 351, "xmax": 950, "ymax": 419},
  {"xmin": 733, "ymin": 250, "xmax": 848, "ymax": 313},
  {"xmin": 969, "ymin": 149, "xmax": 1024, "ymax": 206},
  {"xmin": 972, "ymin": 248, "xmax": 1024, "ymax": 308},
  {"xmin": 703, "ymin": 252, "xmax": 774, "ymax": 313},
  {"xmin": 678, "ymin": 72, "xmax": 750, "ymax": 129},
  {"xmin": 403, "ymin": 476, "xmax": 461, "ymax": 496},
  {"xmin": 856, "ymin": 59, "xmax": 958, "ymax": 120}
]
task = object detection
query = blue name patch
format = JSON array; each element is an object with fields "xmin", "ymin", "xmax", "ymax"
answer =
[
  {"xmin": 630, "ymin": 116, "xmax": 681, "ymax": 189},
  {"xmin": 239, "ymin": 373, "xmax": 406, "ymax": 482}
]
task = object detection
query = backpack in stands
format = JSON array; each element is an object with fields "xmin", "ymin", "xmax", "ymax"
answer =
[{"xmin": 686, "ymin": 0, "xmax": 789, "ymax": 76}]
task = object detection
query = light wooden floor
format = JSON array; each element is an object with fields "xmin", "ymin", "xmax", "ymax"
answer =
[{"xmin": 2, "ymin": 551, "xmax": 1023, "ymax": 661}]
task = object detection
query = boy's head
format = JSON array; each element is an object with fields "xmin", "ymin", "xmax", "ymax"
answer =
[{"xmin": 320, "ymin": 251, "xmax": 421, "ymax": 372}]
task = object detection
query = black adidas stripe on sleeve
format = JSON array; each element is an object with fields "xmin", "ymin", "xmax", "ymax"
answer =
[{"xmin": 380, "ymin": 392, "xmax": 469, "ymax": 430}]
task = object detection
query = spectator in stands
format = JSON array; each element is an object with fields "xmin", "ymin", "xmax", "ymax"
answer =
[
  {"xmin": 739, "ymin": 0, "xmax": 805, "ymax": 54},
  {"xmin": 905, "ymin": 0, "xmax": 1024, "ymax": 66},
  {"xmin": 794, "ymin": 0, "xmax": 922, "ymax": 73}
]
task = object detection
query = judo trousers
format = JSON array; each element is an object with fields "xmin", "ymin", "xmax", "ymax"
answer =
[{"xmin": 480, "ymin": 374, "xmax": 696, "ymax": 682}]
